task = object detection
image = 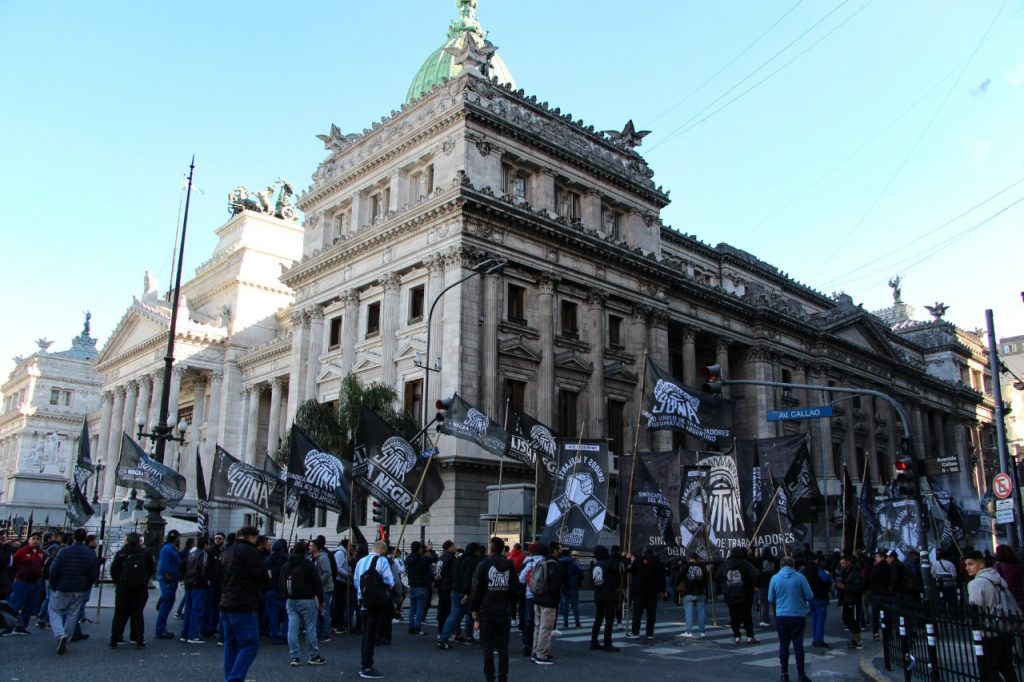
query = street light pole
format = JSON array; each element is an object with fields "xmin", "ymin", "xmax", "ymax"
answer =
[
  {"xmin": 141, "ymin": 157, "xmax": 196, "ymax": 559},
  {"xmin": 420, "ymin": 258, "xmax": 508, "ymax": 452}
]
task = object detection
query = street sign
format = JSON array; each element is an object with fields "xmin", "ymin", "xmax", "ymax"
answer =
[
  {"xmin": 993, "ymin": 472, "xmax": 1013, "ymax": 500},
  {"xmin": 996, "ymin": 498, "xmax": 1015, "ymax": 524},
  {"xmin": 766, "ymin": 406, "xmax": 834, "ymax": 422},
  {"xmin": 917, "ymin": 456, "xmax": 961, "ymax": 477}
]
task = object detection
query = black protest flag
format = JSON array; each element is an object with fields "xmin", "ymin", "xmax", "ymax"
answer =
[
  {"xmin": 832, "ymin": 465, "xmax": 853, "ymax": 528},
  {"xmin": 641, "ymin": 358, "xmax": 734, "ymax": 446},
  {"xmin": 617, "ymin": 451, "xmax": 681, "ymax": 560},
  {"xmin": 540, "ymin": 440, "xmax": 610, "ymax": 550},
  {"xmin": 759, "ymin": 434, "xmax": 822, "ymax": 524},
  {"xmin": 286, "ymin": 426, "xmax": 351, "ymax": 523},
  {"xmin": 209, "ymin": 446, "xmax": 286, "ymax": 521},
  {"xmin": 65, "ymin": 420, "xmax": 95, "ymax": 526},
  {"xmin": 506, "ymin": 405, "xmax": 558, "ymax": 506},
  {"xmin": 354, "ymin": 407, "xmax": 445, "ymax": 522},
  {"xmin": 115, "ymin": 432, "xmax": 186, "ymax": 504},
  {"xmin": 196, "ymin": 449, "xmax": 209, "ymax": 537},
  {"xmin": 858, "ymin": 473, "xmax": 880, "ymax": 549},
  {"xmin": 437, "ymin": 393, "xmax": 510, "ymax": 458}
]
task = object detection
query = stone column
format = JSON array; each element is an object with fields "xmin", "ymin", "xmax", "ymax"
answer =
[
  {"xmin": 121, "ymin": 380, "xmax": 139, "ymax": 443},
  {"xmin": 146, "ymin": 371, "xmax": 161, "ymax": 431},
  {"xmin": 536, "ymin": 273, "xmax": 557, "ymax": 425},
  {"xmin": 103, "ymin": 386, "xmax": 126, "ymax": 498},
  {"xmin": 931, "ymin": 411, "xmax": 947, "ymax": 459},
  {"xmin": 537, "ymin": 168, "xmax": 556, "ymax": 216},
  {"xmin": 743, "ymin": 345, "xmax": 774, "ymax": 439},
  {"xmin": 912, "ymin": 405, "xmax": 928, "ymax": 461},
  {"xmin": 647, "ymin": 310, "xmax": 672, "ymax": 451},
  {"xmin": 586, "ymin": 290, "xmax": 606, "ymax": 440},
  {"xmin": 810, "ymin": 364, "xmax": 835, "ymax": 478},
  {"xmin": 244, "ymin": 385, "xmax": 261, "ymax": 464},
  {"xmin": 191, "ymin": 374, "xmax": 208, "ymax": 436},
  {"xmin": 380, "ymin": 273, "xmax": 401, "ymax": 388},
  {"xmin": 307, "ymin": 306, "xmax": 325, "ymax": 401},
  {"xmin": 716, "ymin": 338, "xmax": 731, "ymax": 399},
  {"xmin": 135, "ymin": 375, "xmax": 152, "ymax": 431},
  {"xmin": 204, "ymin": 371, "xmax": 224, "ymax": 458},
  {"xmin": 423, "ymin": 258, "xmax": 445, "ymax": 413},
  {"xmin": 954, "ymin": 418, "xmax": 972, "ymax": 494},
  {"xmin": 168, "ymin": 366, "xmax": 184, "ymax": 424},
  {"xmin": 267, "ymin": 377, "xmax": 284, "ymax": 459},
  {"xmin": 628, "ymin": 304, "xmax": 650, "ymax": 452},
  {"xmin": 481, "ymin": 272, "xmax": 500, "ymax": 416},
  {"xmin": 582, "ymin": 189, "xmax": 602, "ymax": 231},
  {"xmin": 286, "ymin": 309, "xmax": 310, "ymax": 424},
  {"xmin": 681, "ymin": 326, "xmax": 697, "ymax": 388},
  {"xmin": 96, "ymin": 391, "xmax": 113, "ymax": 469},
  {"xmin": 340, "ymin": 290, "xmax": 360, "ymax": 378}
]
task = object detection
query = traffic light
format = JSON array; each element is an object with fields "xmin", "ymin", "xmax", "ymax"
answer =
[
  {"xmin": 372, "ymin": 500, "xmax": 386, "ymax": 525},
  {"xmin": 894, "ymin": 438, "xmax": 917, "ymax": 496},
  {"xmin": 701, "ymin": 364, "xmax": 723, "ymax": 394},
  {"xmin": 435, "ymin": 397, "xmax": 453, "ymax": 429}
]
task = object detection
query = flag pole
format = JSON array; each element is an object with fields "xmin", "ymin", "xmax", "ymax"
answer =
[
  {"xmin": 531, "ymin": 449, "xmax": 540, "ymax": 541},
  {"xmin": 746, "ymin": 485, "xmax": 784, "ymax": 551},
  {"xmin": 841, "ymin": 467, "xmax": 849, "ymax": 553},
  {"xmin": 394, "ymin": 432, "xmax": 439, "ymax": 552},
  {"xmin": 556, "ymin": 418, "xmax": 588, "ymax": 542},
  {"xmin": 765, "ymin": 467, "xmax": 789, "ymax": 558},
  {"xmin": 347, "ymin": 473, "xmax": 355, "ymax": 625},
  {"xmin": 852, "ymin": 456, "xmax": 868, "ymax": 552},
  {"xmin": 624, "ymin": 350, "xmax": 649, "ymax": 557},
  {"xmin": 696, "ymin": 451, "xmax": 718, "ymax": 627},
  {"xmin": 495, "ymin": 397, "xmax": 511, "ymax": 537},
  {"xmin": 94, "ymin": 498, "xmax": 118, "ymax": 621}
]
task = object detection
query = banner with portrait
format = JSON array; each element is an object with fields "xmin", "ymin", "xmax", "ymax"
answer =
[{"xmin": 540, "ymin": 440, "xmax": 609, "ymax": 550}]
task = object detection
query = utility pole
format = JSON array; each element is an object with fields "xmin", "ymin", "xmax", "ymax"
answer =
[{"xmin": 985, "ymin": 309, "xmax": 1023, "ymax": 548}]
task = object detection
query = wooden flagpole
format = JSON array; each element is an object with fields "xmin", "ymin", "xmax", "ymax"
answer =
[
  {"xmin": 765, "ymin": 467, "xmax": 789, "ymax": 558},
  {"xmin": 394, "ymin": 433, "xmax": 439, "ymax": 552},
  {"xmin": 841, "ymin": 467, "xmax": 849, "ymax": 553},
  {"xmin": 555, "ymin": 418, "xmax": 588, "ymax": 542},
  {"xmin": 624, "ymin": 350, "xmax": 650, "ymax": 557},
  {"xmin": 94, "ymin": 498, "xmax": 119, "ymax": 621},
  {"xmin": 852, "ymin": 455, "xmax": 869, "ymax": 553},
  {"xmin": 695, "ymin": 451, "xmax": 718, "ymax": 626},
  {"xmin": 495, "ymin": 397, "xmax": 511, "ymax": 537},
  {"xmin": 531, "ymin": 450, "xmax": 540, "ymax": 541},
  {"xmin": 746, "ymin": 485, "xmax": 784, "ymax": 551}
]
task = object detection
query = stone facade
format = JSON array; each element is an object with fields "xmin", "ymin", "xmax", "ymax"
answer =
[{"xmin": 0, "ymin": 320, "xmax": 102, "ymax": 518}]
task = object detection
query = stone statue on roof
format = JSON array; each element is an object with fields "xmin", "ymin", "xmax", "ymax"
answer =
[
  {"xmin": 887, "ymin": 275, "xmax": 903, "ymax": 304},
  {"xmin": 604, "ymin": 120, "xmax": 651, "ymax": 149},
  {"xmin": 925, "ymin": 302, "xmax": 949, "ymax": 320},
  {"xmin": 82, "ymin": 310, "xmax": 91, "ymax": 337}
]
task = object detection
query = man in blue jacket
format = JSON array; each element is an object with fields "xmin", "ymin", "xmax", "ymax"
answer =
[
  {"xmin": 767, "ymin": 556, "xmax": 813, "ymax": 682},
  {"xmin": 48, "ymin": 528, "xmax": 99, "ymax": 655},
  {"xmin": 155, "ymin": 530, "xmax": 181, "ymax": 639}
]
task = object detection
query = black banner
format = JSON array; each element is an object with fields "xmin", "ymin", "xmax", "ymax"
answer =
[
  {"xmin": 196, "ymin": 450, "xmax": 209, "ymax": 536},
  {"xmin": 641, "ymin": 358, "xmax": 734, "ymax": 446},
  {"xmin": 437, "ymin": 393, "xmax": 510, "ymax": 458},
  {"xmin": 115, "ymin": 432, "xmax": 186, "ymax": 504},
  {"xmin": 210, "ymin": 446, "xmax": 285, "ymax": 521},
  {"xmin": 540, "ymin": 440, "xmax": 609, "ymax": 550},
  {"xmin": 286, "ymin": 426, "xmax": 351, "ymax": 518},
  {"xmin": 735, "ymin": 438, "xmax": 799, "ymax": 557},
  {"xmin": 619, "ymin": 451, "xmax": 683, "ymax": 560},
  {"xmin": 760, "ymin": 433, "xmax": 822, "ymax": 523},
  {"xmin": 872, "ymin": 497, "xmax": 920, "ymax": 559},
  {"xmin": 354, "ymin": 407, "xmax": 444, "ymax": 522},
  {"xmin": 65, "ymin": 420, "xmax": 95, "ymax": 526},
  {"xmin": 506, "ymin": 406, "xmax": 558, "ymax": 506},
  {"xmin": 686, "ymin": 450, "xmax": 749, "ymax": 556}
]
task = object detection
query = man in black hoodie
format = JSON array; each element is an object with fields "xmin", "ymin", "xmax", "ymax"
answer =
[
  {"xmin": 589, "ymin": 545, "xmax": 620, "ymax": 651},
  {"xmin": 625, "ymin": 547, "xmax": 666, "ymax": 642},
  {"xmin": 435, "ymin": 540, "xmax": 457, "ymax": 631},
  {"xmin": 108, "ymin": 531, "xmax": 154, "ymax": 649},
  {"xmin": 438, "ymin": 542, "xmax": 482, "ymax": 647},
  {"xmin": 264, "ymin": 538, "xmax": 289, "ymax": 644},
  {"xmin": 281, "ymin": 540, "xmax": 325, "ymax": 666},
  {"xmin": 219, "ymin": 526, "xmax": 267, "ymax": 682},
  {"xmin": 404, "ymin": 541, "xmax": 437, "ymax": 635},
  {"xmin": 715, "ymin": 546, "xmax": 760, "ymax": 644},
  {"xmin": 470, "ymin": 537, "xmax": 520, "ymax": 682}
]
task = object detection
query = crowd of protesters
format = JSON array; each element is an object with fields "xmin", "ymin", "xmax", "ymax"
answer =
[{"xmin": 4, "ymin": 523, "xmax": 1024, "ymax": 682}]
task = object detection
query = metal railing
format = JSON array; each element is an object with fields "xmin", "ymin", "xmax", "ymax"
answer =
[{"xmin": 880, "ymin": 596, "xmax": 1024, "ymax": 681}]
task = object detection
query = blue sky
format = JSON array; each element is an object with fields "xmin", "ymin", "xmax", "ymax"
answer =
[{"xmin": 1, "ymin": 0, "xmax": 1022, "ymax": 382}]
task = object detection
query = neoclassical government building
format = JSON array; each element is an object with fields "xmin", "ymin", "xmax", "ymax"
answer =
[{"xmin": 71, "ymin": 1, "xmax": 997, "ymax": 546}]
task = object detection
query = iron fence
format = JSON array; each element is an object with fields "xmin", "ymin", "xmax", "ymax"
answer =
[{"xmin": 880, "ymin": 597, "xmax": 1024, "ymax": 681}]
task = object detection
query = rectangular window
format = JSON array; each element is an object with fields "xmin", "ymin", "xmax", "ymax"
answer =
[
  {"xmin": 558, "ymin": 389, "xmax": 578, "ymax": 436},
  {"xmin": 555, "ymin": 187, "xmax": 581, "ymax": 221},
  {"xmin": 404, "ymin": 379, "xmax": 423, "ymax": 423},
  {"xmin": 366, "ymin": 301, "xmax": 381, "ymax": 338},
  {"xmin": 409, "ymin": 284, "xmax": 425, "ymax": 322},
  {"xmin": 507, "ymin": 284, "xmax": 526, "ymax": 324},
  {"xmin": 560, "ymin": 300, "xmax": 578, "ymax": 338},
  {"xmin": 608, "ymin": 314, "xmax": 623, "ymax": 348},
  {"xmin": 502, "ymin": 164, "xmax": 529, "ymax": 204},
  {"xmin": 328, "ymin": 316, "xmax": 342, "ymax": 349},
  {"xmin": 504, "ymin": 379, "xmax": 526, "ymax": 413},
  {"xmin": 50, "ymin": 389, "xmax": 60, "ymax": 406}
]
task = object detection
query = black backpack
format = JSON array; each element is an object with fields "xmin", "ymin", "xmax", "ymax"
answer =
[
  {"xmin": 120, "ymin": 551, "xmax": 149, "ymax": 589},
  {"xmin": 360, "ymin": 556, "xmax": 391, "ymax": 608}
]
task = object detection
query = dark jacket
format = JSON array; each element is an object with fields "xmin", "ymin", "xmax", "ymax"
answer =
[
  {"xmin": 715, "ymin": 556, "xmax": 759, "ymax": 605},
  {"xmin": 219, "ymin": 539, "xmax": 266, "ymax": 612},
  {"xmin": 679, "ymin": 561, "xmax": 709, "ymax": 597},
  {"xmin": 182, "ymin": 548, "xmax": 209, "ymax": 588},
  {"xmin": 558, "ymin": 555, "xmax": 582, "ymax": 591},
  {"xmin": 265, "ymin": 549, "xmax": 289, "ymax": 592},
  {"xmin": 469, "ymin": 555, "xmax": 520, "ymax": 618},
  {"xmin": 49, "ymin": 542, "xmax": 99, "ymax": 593},
  {"xmin": 867, "ymin": 560, "xmax": 892, "ymax": 594},
  {"xmin": 837, "ymin": 564, "xmax": 863, "ymax": 605},
  {"xmin": 802, "ymin": 562, "xmax": 832, "ymax": 601},
  {"xmin": 0, "ymin": 543, "xmax": 14, "ymax": 596},
  {"xmin": 592, "ymin": 556, "xmax": 620, "ymax": 603},
  {"xmin": 405, "ymin": 551, "xmax": 437, "ymax": 589},
  {"xmin": 109, "ymin": 542, "xmax": 155, "ymax": 586},
  {"xmin": 629, "ymin": 554, "xmax": 666, "ymax": 596},
  {"xmin": 280, "ymin": 556, "xmax": 323, "ymax": 602},
  {"xmin": 454, "ymin": 545, "xmax": 483, "ymax": 595},
  {"xmin": 755, "ymin": 553, "xmax": 780, "ymax": 589},
  {"xmin": 531, "ymin": 556, "xmax": 564, "ymax": 608},
  {"xmin": 438, "ymin": 551, "xmax": 456, "ymax": 590}
]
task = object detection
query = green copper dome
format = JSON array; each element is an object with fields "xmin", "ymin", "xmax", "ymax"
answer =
[{"xmin": 406, "ymin": 0, "xmax": 515, "ymax": 103}]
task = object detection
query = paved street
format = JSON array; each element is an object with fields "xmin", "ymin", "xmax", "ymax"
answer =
[{"xmin": 1, "ymin": 589, "xmax": 869, "ymax": 681}]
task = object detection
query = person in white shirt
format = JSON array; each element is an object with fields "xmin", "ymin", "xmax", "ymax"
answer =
[{"xmin": 353, "ymin": 541, "xmax": 394, "ymax": 679}]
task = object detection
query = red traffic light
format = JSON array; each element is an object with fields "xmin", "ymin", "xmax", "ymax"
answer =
[{"xmin": 894, "ymin": 459, "xmax": 911, "ymax": 472}]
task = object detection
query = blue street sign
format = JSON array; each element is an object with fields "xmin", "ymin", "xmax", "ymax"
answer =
[{"xmin": 766, "ymin": 406, "xmax": 834, "ymax": 421}]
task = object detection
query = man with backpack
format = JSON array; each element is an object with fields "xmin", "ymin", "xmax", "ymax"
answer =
[
  {"xmin": 677, "ymin": 553, "xmax": 709, "ymax": 639},
  {"xmin": 354, "ymin": 540, "xmax": 395, "ymax": 679},
  {"xmin": 280, "ymin": 540, "xmax": 326, "ymax": 667},
  {"xmin": 470, "ymin": 537, "xmax": 521, "ymax": 682},
  {"xmin": 516, "ymin": 542, "xmax": 541, "ymax": 657},
  {"xmin": 715, "ymin": 546, "xmax": 760, "ymax": 644},
  {"xmin": 179, "ymin": 535, "xmax": 210, "ymax": 644},
  {"xmin": 108, "ymin": 531, "xmax": 154, "ymax": 648},
  {"xmin": 589, "ymin": 545, "xmax": 621, "ymax": 651},
  {"xmin": 528, "ymin": 542, "xmax": 564, "ymax": 665}
]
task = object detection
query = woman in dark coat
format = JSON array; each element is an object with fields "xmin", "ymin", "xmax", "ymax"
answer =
[{"xmin": 994, "ymin": 545, "xmax": 1024, "ymax": 608}]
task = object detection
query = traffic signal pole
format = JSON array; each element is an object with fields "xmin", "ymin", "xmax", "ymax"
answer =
[
  {"xmin": 985, "ymin": 309, "xmax": 1024, "ymax": 548},
  {"xmin": 723, "ymin": 378, "xmax": 936, "ymax": 603}
]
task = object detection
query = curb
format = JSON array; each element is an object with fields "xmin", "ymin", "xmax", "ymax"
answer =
[{"xmin": 860, "ymin": 655, "xmax": 892, "ymax": 682}]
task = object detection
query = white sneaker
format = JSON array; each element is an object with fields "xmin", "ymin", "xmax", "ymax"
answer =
[
  {"xmin": 759, "ymin": 621, "xmax": 770, "ymax": 627},
  {"xmin": 676, "ymin": 632, "xmax": 693, "ymax": 638},
  {"xmin": 552, "ymin": 629, "xmax": 563, "ymax": 636}
]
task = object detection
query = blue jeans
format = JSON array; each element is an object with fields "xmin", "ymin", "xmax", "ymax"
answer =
[
  {"xmin": 156, "ymin": 579, "xmax": 177, "ymax": 636},
  {"xmin": 776, "ymin": 615, "xmax": 807, "ymax": 677},
  {"xmin": 317, "ymin": 592, "xmax": 333, "ymax": 638},
  {"xmin": 221, "ymin": 611, "xmax": 259, "ymax": 682},
  {"xmin": 181, "ymin": 587, "xmax": 208, "ymax": 640},
  {"xmin": 682, "ymin": 594, "xmax": 706, "ymax": 634},
  {"xmin": 7, "ymin": 579, "xmax": 41, "ymax": 630},
  {"xmin": 47, "ymin": 590, "xmax": 87, "ymax": 639},
  {"xmin": 809, "ymin": 598, "xmax": 827, "ymax": 643},
  {"xmin": 439, "ymin": 591, "xmax": 468, "ymax": 643},
  {"xmin": 263, "ymin": 589, "xmax": 285, "ymax": 641},
  {"xmin": 409, "ymin": 586, "xmax": 428, "ymax": 632},
  {"xmin": 520, "ymin": 596, "xmax": 534, "ymax": 649},
  {"xmin": 286, "ymin": 598, "xmax": 320, "ymax": 659},
  {"xmin": 560, "ymin": 586, "xmax": 581, "ymax": 627},
  {"xmin": 38, "ymin": 582, "xmax": 52, "ymax": 622}
]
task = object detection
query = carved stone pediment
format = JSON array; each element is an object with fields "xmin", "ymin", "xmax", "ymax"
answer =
[
  {"xmin": 554, "ymin": 350, "xmax": 592, "ymax": 374},
  {"xmin": 603, "ymin": 360, "xmax": 638, "ymax": 383},
  {"xmin": 352, "ymin": 352, "xmax": 382, "ymax": 373},
  {"xmin": 499, "ymin": 336, "xmax": 541, "ymax": 363}
]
